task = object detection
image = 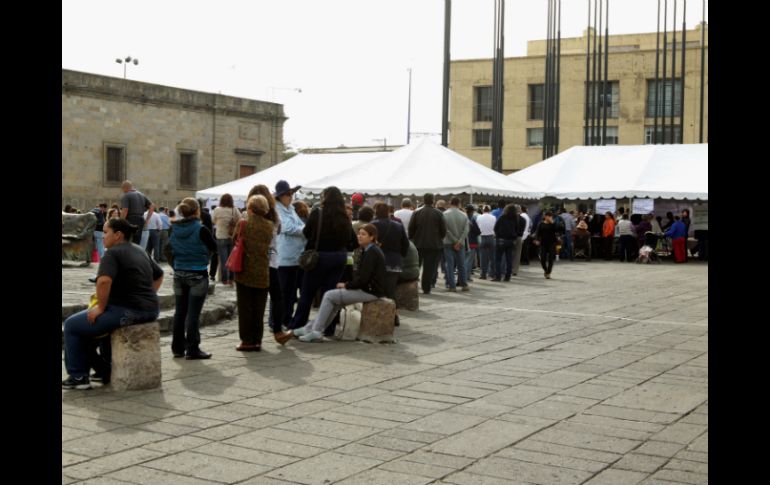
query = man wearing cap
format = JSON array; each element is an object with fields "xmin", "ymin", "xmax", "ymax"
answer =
[
  {"xmin": 274, "ymin": 180, "xmax": 307, "ymax": 329},
  {"xmin": 351, "ymin": 193, "xmax": 364, "ymax": 220}
]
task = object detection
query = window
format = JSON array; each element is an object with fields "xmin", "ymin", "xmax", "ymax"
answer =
[
  {"xmin": 527, "ymin": 128, "xmax": 543, "ymax": 147},
  {"xmin": 587, "ymin": 81, "xmax": 619, "ymax": 118},
  {"xmin": 473, "ymin": 129, "xmax": 491, "ymax": 147},
  {"xmin": 646, "ymin": 79, "xmax": 682, "ymax": 118},
  {"xmin": 104, "ymin": 144, "xmax": 125, "ymax": 185},
  {"xmin": 474, "ymin": 86, "xmax": 493, "ymax": 122},
  {"xmin": 528, "ymin": 84, "xmax": 544, "ymax": 120},
  {"xmin": 585, "ymin": 126, "xmax": 619, "ymax": 145},
  {"xmin": 644, "ymin": 125, "xmax": 681, "ymax": 144},
  {"xmin": 178, "ymin": 151, "xmax": 197, "ymax": 188}
]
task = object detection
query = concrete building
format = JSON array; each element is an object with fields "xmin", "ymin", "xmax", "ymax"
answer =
[
  {"xmin": 62, "ymin": 69, "xmax": 286, "ymax": 211},
  {"xmin": 449, "ymin": 25, "xmax": 708, "ymax": 173}
]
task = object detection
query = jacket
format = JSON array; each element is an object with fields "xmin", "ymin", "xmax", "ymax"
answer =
[
  {"xmin": 372, "ymin": 218, "xmax": 409, "ymax": 270},
  {"xmin": 346, "ymin": 244, "xmax": 386, "ymax": 297},
  {"xmin": 408, "ymin": 205, "xmax": 447, "ymax": 249},
  {"xmin": 443, "ymin": 207, "xmax": 469, "ymax": 246},
  {"xmin": 233, "ymin": 214, "xmax": 273, "ymax": 288},
  {"xmin": 168, "ymin": 218, "xmax": 214, "ymax": 271},
  {"xmin": 665, "ymin": 220, "xmax": 687, "ymax": 239},
  {"xmin": 276, "ymin": 202, "xmax": 306, "ymax": 266}
]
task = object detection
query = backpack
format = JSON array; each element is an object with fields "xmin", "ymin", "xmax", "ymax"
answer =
[{"xmin": 554, "ymin": 215, "xmax": 566, "ymax": 235}]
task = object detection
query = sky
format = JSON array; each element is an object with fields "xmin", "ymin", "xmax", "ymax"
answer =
[{"xmin": 62, "ymin": 0, "xmax": 707, "ymax": 151}]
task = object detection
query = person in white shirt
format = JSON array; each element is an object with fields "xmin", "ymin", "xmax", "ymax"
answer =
[
  {"xmin": 476, "ymin": 206, "xmax": 497, "ymax": 279},
  {"xmin": 144, "ymin": 205, "xmax": 163, "ymax": 262},
  {"xmin": 520, "ymin": 206, "xmax": 532, "ymax": 265},
  {"xmin": 394, "ymin": 198, "xmax": 414, "ymax": 236}
]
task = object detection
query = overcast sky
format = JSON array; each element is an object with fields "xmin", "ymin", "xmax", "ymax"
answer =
[{"xmin": 62, "ymin": 0, "xmax": 707, "ymax": 150}]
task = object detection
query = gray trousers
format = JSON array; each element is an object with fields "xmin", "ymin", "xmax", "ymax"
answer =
[
  {"xmin": 304, "ymin": 288, "xmax": 378, "ymax": 333},
  {"xmin": 511, "ymin": 236, "xmax": 523, "ymax": 275}
]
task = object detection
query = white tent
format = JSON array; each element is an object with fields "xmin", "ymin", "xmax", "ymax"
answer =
[
  {"xmin": 301, "ymin": 138, "xmax": 542, "ymax": 199},
  {"xmin": 507, "ymin": 144, "xmax": 708, "ymax": 200},
  {"xmin": 195, "ymin": 151, "xmax": 381, "ymax": 205}
]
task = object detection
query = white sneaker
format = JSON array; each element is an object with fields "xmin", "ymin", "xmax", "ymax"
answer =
[
  {"xmin": 298, "ymin": 331, "xmax": 323, "ymax": 342},
  {"xmin": 292, "ymin": 327, "xmax": 308, "ymax": 337}
]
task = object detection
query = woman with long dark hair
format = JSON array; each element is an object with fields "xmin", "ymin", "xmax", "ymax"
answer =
[
  {"xmin": 248, "ymin": 184, "xmax": 283, "ymax": 334},
  {"xmin": 212, "ymin": 193, "xmax": 240, "ymax": 285},
  {"xmin": 287, "ymin": 186, "xmax": 357, "ymax": 332},
  {"xmin": 534, "ymin": 210, "xmax": 559, "ymax": 279}
]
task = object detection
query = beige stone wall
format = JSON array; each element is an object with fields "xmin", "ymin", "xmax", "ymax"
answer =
[
  {"xmin": 62, "ymin": 70, "xmax": 285, "ymax": 211},
  {"xmin": 450, "ymin": 26, "xmax": 708, "ymax": 173}
]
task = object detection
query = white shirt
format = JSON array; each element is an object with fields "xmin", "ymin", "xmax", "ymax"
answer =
[
  {"xmin": 143, "ymin": 211, "xmax": 163, "ymax": 231},
  {"xmin": 476, "ymin": 213, "xmax": 497, "ymax": 236},
  {"xmin": 521, "ymin": 212, "xmax": 532, "ymax": 238},
  {"xmin": 394, "ymin": 208, "xmax": 413, "ymax": 235}
]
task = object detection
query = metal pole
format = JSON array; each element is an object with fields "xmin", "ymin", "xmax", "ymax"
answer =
[
  {"xmin": 441, "ymin": 0, "xmax": 451, "ymax": 147},
  {"xmin": 584, "ymin": 0, "xmax": 591, "ymax": 145},
  {"xmin": 699, "ymin": 0, "xmax": 706, "ymax": 143},
  {"xmin": 679, "ymin": 0, "xmax": 686, "ymax": 144},
  {"xmin": 654, "ymin": 0, "xmax": 661, "ymax": 144},
  {"xmin": 662, "ymin": 0, "xmax": 668, "ymax": 144},
  {"xmin": 591, "ymin": 0, "xmax": 598, "ymax": 144},
  {"xmin": 407, "ymin": 68, "xmax": 412, "ymax": 144},
  {"xmin": 670, "ymin": 0, "xmax": 678, "ymax": 144},
  {"xmin": 543, "ymin": 0, "xmax": 552, "ymax": 159},
  {"xmin": 555, "ymin": 0, "xmax": 562, "ymax": 154},
  {"xmin": 602, "ymin": 0, "xmax": 609, "ymax": 144},
  {"xmin": 596, "ymin": 0, "xmax": 603, "ymax": 144}
]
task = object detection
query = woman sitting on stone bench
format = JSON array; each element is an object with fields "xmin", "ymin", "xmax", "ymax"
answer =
[
  {"xmin": 276, "ymin": 223, "xmax": 386, "ymax": 343},
  {"xmin": 62, "ymin": 218, "xmax": 164, "ymax": 390}
]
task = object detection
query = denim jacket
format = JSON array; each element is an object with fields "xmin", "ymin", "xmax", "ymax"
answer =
[{"xmin": 276, "ymin": 202, "xmax": 306, "ymax": 267}]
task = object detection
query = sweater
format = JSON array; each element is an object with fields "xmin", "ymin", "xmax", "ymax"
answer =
[{"xmin": 346, "ymin": 244, "xmax": 386, "ymax": 297}]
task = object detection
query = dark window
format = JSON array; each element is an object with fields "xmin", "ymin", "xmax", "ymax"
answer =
[
  {"xmin": 473, "ymin": 129, "xmax": 491, "ymax": 147},
  {"xmin": 646, "ymin": 79, "xmax": 682, "ymax": 118},
  {"xmin": 179, "ymin": 152, "xmax": 197, "ymax": 188},
  {"xmin": 644, "ymin": 125, "xmax": 681, "ymax": 144},
  {"xmin": 587, "ymin": 81, "xmax": 620, "ymax": 118},
  {"xmin": 474, "ymin": 86, "xmax": 493, "ymax": 122},
  {"xmin": 104, "ymin": 145, "xmax": 125, "ymax": 184},
  {"xmin": 527, "ymin": 128, "xmax": 543, "ymax": 147},
  {"xmin": 528, "ymin": 84, "xmax": 544, "ymax": 120}
]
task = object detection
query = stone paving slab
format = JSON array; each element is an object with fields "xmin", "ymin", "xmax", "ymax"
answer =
[{"xmin": 63, "ymin": 259, "xmax": 708, "ymax": 483}]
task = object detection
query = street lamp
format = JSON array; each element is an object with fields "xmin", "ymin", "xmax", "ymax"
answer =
[{"xmin": 115, "ymin": 56, "xmax": 139, "ymax": 79}]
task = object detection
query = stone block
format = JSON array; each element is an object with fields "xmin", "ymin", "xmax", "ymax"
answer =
[
  {"xmin": 395, "ymin": 279, "xmax": 419, "ymax": 311},
  {"xmin": 111, "ymin": 322, "xmax": 161, "ymax": 391},
  {"xmin": 358, "ymin": 298, "xmax": 396, "ymax": 343}
]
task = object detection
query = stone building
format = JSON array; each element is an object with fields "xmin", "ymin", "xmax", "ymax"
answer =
[
  {"xmin": 62, "ymin": 69, "xmax": 285, "ymax": 211},
  {"xmin": 449, "ymin": 25, "xmax": 708, "ymax": 173}
]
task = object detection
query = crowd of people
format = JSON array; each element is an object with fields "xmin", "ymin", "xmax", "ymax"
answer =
[{"xmin": 62, "ymin": 180, "xmax": 701, "ymax": 390}]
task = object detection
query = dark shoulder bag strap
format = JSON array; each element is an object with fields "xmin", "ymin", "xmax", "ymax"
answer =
[{"xmin": 313, "ymin": 207, "xmax": 322, "ymax": 250}]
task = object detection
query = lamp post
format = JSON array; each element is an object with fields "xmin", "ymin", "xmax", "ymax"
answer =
[{"xmin": 115, "ymin": 56, "xmax": 139, "ymax": 79}]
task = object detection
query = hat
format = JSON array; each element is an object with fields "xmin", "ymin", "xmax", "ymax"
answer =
[
  {"xmin": 577, "ymin": 220, "xmax": 588, "ymax": 230},
  {"xmin": 351, "ymin": 193, "xmax": 364, "ymax": 207},
  {"xmin": 274, "ymin": 180, "xmax": 299, "ymax": 197}
]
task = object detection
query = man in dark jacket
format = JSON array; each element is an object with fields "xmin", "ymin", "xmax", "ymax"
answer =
[{"xmin": 408, "ymin": 193, "xmax": 447, "ymax": 294}]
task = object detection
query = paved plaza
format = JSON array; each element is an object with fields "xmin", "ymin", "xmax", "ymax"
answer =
[{"xmin": 62, "ymin": 259, "xmax": 708, "ymax": 484}]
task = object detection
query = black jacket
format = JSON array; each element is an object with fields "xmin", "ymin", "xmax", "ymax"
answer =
[
  {"xmin": 408, "ymin": 205, "xmax": 447, "ymax": 249},
  {"xmin": 372, "ymin": 218, "xmax": 409, "ymax": 269},
  {"xmin": 494, "ymin": 213, "xmax": 519, "ymax": 240},
  {"xmin": 347, "ymin": 244, "xmax": 386, "ymax": 297},
  {"xmin": 303, "ymin": 207, "xmax": 357, "ymax": 252}
]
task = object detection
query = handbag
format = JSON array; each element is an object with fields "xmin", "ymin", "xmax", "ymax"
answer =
[
  {"xmin": 298, "ymin": 208, "xmax": 322, "ymax": 271},
  {"xmin": 226, "ymin": 220, "xmax": 246, "ymax": 273}
]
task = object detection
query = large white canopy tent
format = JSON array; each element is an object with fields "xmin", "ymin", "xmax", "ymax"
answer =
[
  {"xmin": 507, "ymin": 144, "xmax": 708, "ymax": 200},
  {"xmin": 195, "ymin": 151, "xmax": 381, "ymax": 206},
  {"xmin": 301, "ymin": 138, "xmax": 542, "ymax": 199}
]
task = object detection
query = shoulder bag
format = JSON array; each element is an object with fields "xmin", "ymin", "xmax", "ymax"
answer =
[
  {"xmin": 226, "ymin": 219, "xmax": 246, "ymax": 273},
  {"xmin": 298, "ymin": 208, "xmax": 322, "ymax": 271}
]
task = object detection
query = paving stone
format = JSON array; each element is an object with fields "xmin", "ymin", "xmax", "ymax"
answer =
[
  {"xmin": 494, "ymin": 447, "xmax": 608, "ymax": 473},
  {"xmin": 133, "ymin": 420, "xmax": 200, "ymax": 437},
  {"xmin": 62, "ymin": 424, "xmax": 102, "ymax": 441},
  {"xmin": 583, "ymin": 468, "xmax": 648, "ymax": 484},
  {"xmin": 189, "ymin": 423, "xmax": 255, "ymax": 441},
  {"xmin": 335, "ymin": 468, "xmax": 433, "ymax": 485},
  {"xmin": 443, "ymin": 471, "xmax": 535, "ymax": 485},
  {"xmin": 193, "ymin": 441, "xmax": 298, "ymax": 467},
  {"xmin": 674, "ymin": 450, "xmax": 708, "ymax": 463},
  {"xmin": 336, "ymin": 442, "xmax": 406, "ymax": 461},
  {"xmin": 358, "ymin": 434, "xmax": 426, "ymax": 453},
  {"xmin": 143, "ymin": 435, "xmax": 211, "ymax": 454},
  {"xmin": 62, "ymin": 429, "xmax": 170, "ymax": 457},
  {"xmin": 431, "ymin": 419, "xmax": 542, "ymax": 458},
  {"xmin": 604, "ymin": 382, "xmax": 707, "ymax": 414},
  {"xmin": 61, "ymin": 451, "xmax": 91, "ymax": 467},
  {"xmin": 231, "ymin": 413, "xmax": 293, "ymax": 430},
  {"xmin": 62, "ymin": 447, "xmax": 166, "ymax": 480},
  {"xmin": 651, "ymin": 469, "xmax": 709, "ymax": 484},
  {"xmin": 635, "ymin": 440, "xmax": 687, "ymax": 457},
  {"xmin": 106, "ymin": 466, "xmax": 217, "ymax": 485},
  {"xmin": 464, "ymin": 456, "xmax": 594, "ymax": 484},
  {"xmin": 613, "ymin": 452, "xmax": 670, "ymax": 473},
  {"xmin": 224, "ymin": 430, "xmax": 326, "ymax": 458},
  {"xmin": 274, "ymin": 416, "xmax": 380, "ymax": 441},
  {"xmin": 664, "ymin": 458, "xmax": 709, "ymax": 475},
  {"xmin": 378, "ymin": 428, "xmax": 446, "ymax": 444},
  {"xmin": 687, "ymin": 431, "xmax": 708, "ymax": 453},
  {"xmin": 401, "ymin": 411, "xmax": 487, "ymax": 435},
  {"xmin": 266, "ymin": 451, "xmax": 382, "ymax": 484},
  {"xmin": 143, "ymin": 450, "xmax": 268, "ymax": 483},
  {"xmin": 652, "ymin": 422, "xmax": 708, "ymax": 445}
]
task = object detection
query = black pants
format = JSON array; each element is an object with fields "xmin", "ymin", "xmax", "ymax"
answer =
[
  {"xmin": 384, "ymin": 272, "xmax": 399, "ymax": 306},
  {"xmin": 278, "ymin": 266, "xmax": 302, "ymax": 327},
  {"xmin": 603, "ymin": 236, "xmax": 614, "ymax": 260},
  {"xmin": 540, "ymin": 243, "xmax": 556, "ymax": 274},
  {"xmin": 520, "ymin": 236, "xmax": 531, "ymax": 264},
  {"xmin": 619, "ymin": 235, "xmax": 636, "ymax": 262},
  {"xmin": 209, "ymin": 250, "xmax": 219, "ymax": 280},
  {"xmin": 417, "ymin": 248, "xmax": 442, "ymax": 294},
  {"xmin": 235, "ymin": 283, "xmax": 268, "ymax": 345},
  {"xmin": 268, "ymin": 267, "xmax": 283, "ymax": 333}
]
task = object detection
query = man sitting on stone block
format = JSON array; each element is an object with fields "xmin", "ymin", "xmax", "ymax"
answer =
[
  {"xmin": 276, "ymin": 223, "xmax": 387, "ymax": 344},
  {"xmin": 62, "ymin": 218, "xmax": 163, "ymax": 390}
]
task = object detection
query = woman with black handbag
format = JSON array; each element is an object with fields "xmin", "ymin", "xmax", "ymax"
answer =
[{"xmin": 286, "ymin": 186, "xmax": 357, "ymax": 333}]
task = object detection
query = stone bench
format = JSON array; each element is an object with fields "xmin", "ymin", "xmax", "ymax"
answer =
[
  {"xmin": 110, "ymin": 322, "xmax": 162, "ymax": 391},
  {"xmin": 358, "ymin": 298, "xmax": 396, "ymax": 343},
  {"xmin": 395, "ymin": 279, "xmax": 419, "ymax": 311}
]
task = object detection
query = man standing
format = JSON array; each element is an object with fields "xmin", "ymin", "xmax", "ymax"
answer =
[
  {"xmin": 408, "ymin": 193, "xmax": 446, "ymax": 295},
  {"xmin": 89, "ymin": 203, "xmax": 108, "ymax": 259},
  {"xmin": 158, "ymin": 207, "xmax": 171, "ymax": 262},
  {"xmin": 119, "ymin": 180, "xmax": 152, "ymax": 244},
  {"xmin": 442, "ymin": 197, "xmax": 470, "ymax": 292},
  {"xmin": 559, "ymin": 208, "xmax": 576, "ymax": 260},
  {"xmin": 145, "ymin": 204, "xmax": 163, "ymax": 262},
  {"xmin": 476, "ymin": 205, "xmax": 497, "ymax": 279},
  {"xmin": 394, "ymin": 198, "xmax": 415, "ymax": 236},
  {"xmin": 520, "ymin": 206, "xmax": 532, "ymax": 265}
]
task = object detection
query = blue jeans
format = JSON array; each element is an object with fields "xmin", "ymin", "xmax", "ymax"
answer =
[
  {"xmin": 63, "ymin": 305, "xmax": 159, "ymax": 378},
  {"xmin": 443, "ymin": 244, "xmax": 467, "ymax": 289},
  {"xmin": 290, "ymin": 251, "xmax": 347, "ymax": 329},
  {"xmin": 139, "ymin": 229, "xmax": 150, "ymax": 250},
  {"xmin": 172, "ymin": 272, "xmax": 209, "ymax": 354},
  {"xmin": 147, "ymin": 229, "xmax": 161, "ymax": 262},
  {"xmin": 216, "ymin": 239, "xmax": 234, "ymax": 282},
  {"xmin": 278, "ymin": 266, "xmax": 303, "ymax": 327},
  {"xmin": 495, "ymin": 238, "xmax": 515, "ymax": 279},
  {"xmin": 560, "ymin": 232, "xmax": 572, "ymax": 259},
  {"xmin": 478, "ymin": 235, "xmax": 495, "ymax": 278},
  {"xmin": 93, "ymin": 231, "xmax": 105, "ymax": 259},
  {"xmin": 465, "ymin": 247, "xmax": 477, "ymax": 279}
]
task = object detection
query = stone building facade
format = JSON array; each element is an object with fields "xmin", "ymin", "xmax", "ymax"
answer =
[
  {"xmin": 62, "ymin": 69, "xmax": 286, "ymax": 211},
  {"xmin": 450, "ymin": 25, "xmax": 708, "ymax": 173}
]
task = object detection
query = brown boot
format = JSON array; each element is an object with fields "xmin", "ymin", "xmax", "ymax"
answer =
[{"xmin": 274, "ymin": 331, "xmax": 293, "ymax": 346}]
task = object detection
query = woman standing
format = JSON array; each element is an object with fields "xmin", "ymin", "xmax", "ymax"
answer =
[
  {"xmin": 372, "ymin": 201, "xmax": 409, "ymax": 326},
  {"xmin": 602, "ymin": 212, "xmax": 616, "ymax": 261},
  {"xmin": 233, "ymin": 195, "xmax": 274, "ymax": 350},
  {"xmin": 212, "ymin": 193, "xmax": 240, "ymax": 286},
  {"xmin": 289, "ymin": 186, "xmax": 357, "ymax": 330},
  {"xmin": 248, "ymin": 184, "xmax": 283, "ymax": 335},
  {"xmin": 534, "ymin": 211, "xmax": 559, "ymax": 279},
  {"xmin": 280, "ymin": 223, "xmax": 387, "ymax": 342},
  {"xmin": 274, "ymin": 180, "xmax": 306, "ymax": 333},
  {"xmin": 168, "ymin": 198, "xmax": 217, "ymax": 359},
  {"xmin": 62, "ymin": 218, "xmax": 163, "ymax": 389}
]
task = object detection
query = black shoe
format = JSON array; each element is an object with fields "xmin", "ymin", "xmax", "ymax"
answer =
[
  {"xmin": 91, "ymin": 371, "xmax": 111, "ymax": 384},
  {"xmin": 88, "ymin": 277, "xmax": 97, "ymax": 283},
  {"xmin": 503, "ymin": 276, "xmax": 511, "ymax": 281},
  {"xmin": 479, "ymin": 275, "xmax": 487, "ymax": 280},
  {"xmin": 394, "ymin": 314, "xmax": 400, "ymax": 327},
  {"xmin": 172, "ymin": 349, "xmax": 185, "ymax": 358},
  {"xmin": 491, "ymin": 278, "xmax": 501, "ymax": 282},
  {"xmin": 62, "ymin": 376, "xmax": 91, "ymax": 390},
  {"xmin": 185, "ymin": 350, "xmax": 212, "ymax": 360}
]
